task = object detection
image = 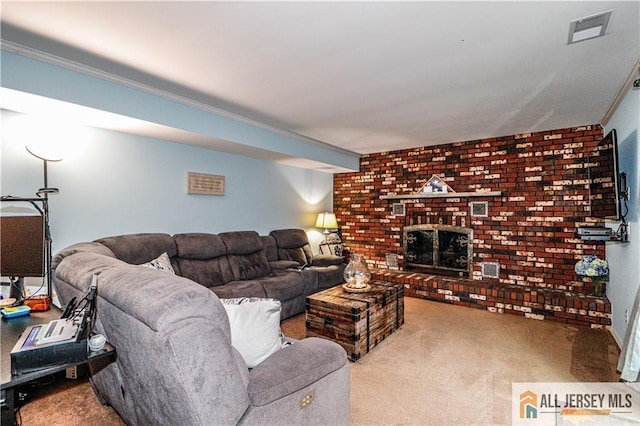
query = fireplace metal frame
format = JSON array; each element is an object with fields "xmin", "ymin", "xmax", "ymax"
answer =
[{"xmin": 403, "ymin": 224, "xmax": 473, "ymax": 277}]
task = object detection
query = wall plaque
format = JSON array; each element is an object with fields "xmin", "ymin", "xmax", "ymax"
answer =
[{"xmin": 186, "ymin": 172, "xmax": 225, "ymax": 196}]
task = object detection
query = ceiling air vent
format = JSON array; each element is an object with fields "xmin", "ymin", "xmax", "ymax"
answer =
[
  {"xmin": 568, "ymin": 10, "xmax": 612, "ymax": 44},
  {"xmin": 481, "ymin": 262, "xmax": 500, "ymax": 279}
]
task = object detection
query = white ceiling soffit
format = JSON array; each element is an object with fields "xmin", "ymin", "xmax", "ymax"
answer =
[
  {"xmin": 1, "ymin": 1, "xmax": 639, "ymax": 156},
  {"xmin": 1, "ymin": 89, "xmax": 355, "ymax": 173}
]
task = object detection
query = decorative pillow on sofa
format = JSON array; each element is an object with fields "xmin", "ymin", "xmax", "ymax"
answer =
[
  {"xmin": 220, "ymin": 297, "xmax": 288, "ymax": 368},
  {"xmin": 140, "ymin": 252, "xmax": 176, "ymax": 274}
]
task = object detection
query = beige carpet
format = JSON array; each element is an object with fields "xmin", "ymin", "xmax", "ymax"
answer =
[{"xmin": 19, "ymin": 297, "xmax": 619, "ymax": 425}]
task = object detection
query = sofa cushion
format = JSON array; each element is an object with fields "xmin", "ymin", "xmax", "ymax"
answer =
[
  {"xmin": 140, "ymin": 252, "xmax": 176, "ymax": 274},
  {"xmin": 227, "ymin": 252, "xmax": 272, "ymax": 280},
  {"xmin": 174, "ymin": 233, "xmax": 227, "ymax": 259},
  {"xmin": 311, "ymin": 254, "xmax": 345, "ymax": 267},
  {"xmin": 96, "ymin": 233, "xmax": 177, "ymax": 265},
  {"xmin": 172, "ymin": 233, "xmax": 235, "ymax": 286},
  {"xmin": 220, "ymin": 231, "xmax": 263, "ymax": 255},
  {"xmin": 277, "ymin": 247, "xmax": 309, "ymax": 266},
  {"xmin": 220, "ymin": 298, "xmax": 287, "ymax": 368},
  {"xmin": 219, "ymin": 231, "xmax": 272, "ymax": 280},
  {"xmin": 261, "ymin": 235, "xmax": 278, "ymax": 262},
  {"xmin": 269, "ymin": 229, "xmax": 309, "ymax": 249},
  {"xmin": 269, "ymin": 229, "xmax": 314, "ymax": 265},
  {"xmin": 248, "ymin": 337, "xmax": 348, "ymax": 406},
  {"xmin": 210, "ymin": 280, "xmax": 268, "ymax": 299},
  {"xmin": 314, "ymin": 265, "xmax": 346, "ymax": 290},
  {"xmin": 269, "ymin": 260, "xmax": 300, "ymax": 270},
  {"xmin": 175, "ymin": 258, "xmax": 234, "ymax": 288},
  {"xmin": 256, "ymin": 271, "xmax": 305, "ymax": 302}
]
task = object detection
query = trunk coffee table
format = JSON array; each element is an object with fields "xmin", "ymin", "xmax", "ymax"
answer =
[{"xmin": 305, "ymin": 280, "xmax": 404, "ymax": 361}]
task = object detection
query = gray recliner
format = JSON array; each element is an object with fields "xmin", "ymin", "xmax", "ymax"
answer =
[{"xmin": 269, "ymin": 228, "xmax": 346, "ymax": 290}]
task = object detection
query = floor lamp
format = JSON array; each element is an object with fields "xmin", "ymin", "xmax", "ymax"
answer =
[
  {"xmin": 26, "ymin": 144, "xmax": 61, "ymax": 301},
  {"xmin": 0, "ymin": 146, "xmax": 61, "ymax": 309}
]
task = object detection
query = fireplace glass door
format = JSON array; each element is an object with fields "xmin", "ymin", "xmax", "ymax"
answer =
[{"xmin": 404, "ymin": 224, "xmax": 473, "ymax": 277}]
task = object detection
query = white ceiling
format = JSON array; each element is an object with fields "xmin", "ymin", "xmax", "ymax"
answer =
[{"xmin": 1, "ymin": 1, "xmax": 639, "ymax": 158}]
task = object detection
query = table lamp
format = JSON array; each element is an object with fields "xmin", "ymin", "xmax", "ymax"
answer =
[{"xmin": 315, "ymin": 212, "xmax": 338, "ymax": 240}]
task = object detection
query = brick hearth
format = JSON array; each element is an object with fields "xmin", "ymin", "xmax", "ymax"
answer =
[{"xmin": 371, "ymin": 268, "xmax": 611, "ymax": 328}]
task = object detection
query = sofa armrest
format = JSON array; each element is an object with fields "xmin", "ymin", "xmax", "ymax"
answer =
[
  {"xmin": 269, "ymin": 260, "xmax": 301, "ymax": 270},
  {"xmin": 311, "ymin": 255, "xmax": 345, "ymax": 267},
  {"xmin": 247, "ymin": 337, "xmax": 348, "ymax": 406}
]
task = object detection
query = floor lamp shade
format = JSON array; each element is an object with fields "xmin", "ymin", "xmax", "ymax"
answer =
[{"xmin": 25, "ymin": 144, "xmax": 64, "ymax": 162}]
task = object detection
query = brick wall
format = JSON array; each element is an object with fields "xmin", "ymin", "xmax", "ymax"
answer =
[{"xmin": 334, "ymin": 124, "xmax": 607, "ymax": 295}]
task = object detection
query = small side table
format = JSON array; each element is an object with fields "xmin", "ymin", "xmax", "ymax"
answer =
[{"xmin": 0, "ymin": 308, "xmax": 116, "ymax": 425}]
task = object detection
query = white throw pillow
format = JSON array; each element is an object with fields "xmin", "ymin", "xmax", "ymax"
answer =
[
  {"xmin": 220, "ymin": 298, "xmax": 287, "ymax": 368},
  {"xmin": 140, "ymin": 252, "xmax": 175, "ymax": 274}
]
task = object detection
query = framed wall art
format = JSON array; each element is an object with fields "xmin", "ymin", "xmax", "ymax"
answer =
[{"xmin": 186, "ymin": 172, "xmax": 225, "ymax": 195}]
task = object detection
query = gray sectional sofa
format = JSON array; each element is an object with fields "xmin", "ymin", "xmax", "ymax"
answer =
[
  {"xmin": 52, "ymin": 229, "xmax": 349, "ymax": 425},
  {"xmin": 87, "ymin": 229, "xmax": 344, "ymax": 319}
]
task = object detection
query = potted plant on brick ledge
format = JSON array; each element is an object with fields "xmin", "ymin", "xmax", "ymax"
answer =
[{"xmin": 575, "ymin": 255, "xmax": 609, "ymax": 296}]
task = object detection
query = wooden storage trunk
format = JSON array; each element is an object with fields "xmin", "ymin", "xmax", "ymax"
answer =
[{"xmin": 305, "ymin": 280, "xmax": 404, "ymax": 361}]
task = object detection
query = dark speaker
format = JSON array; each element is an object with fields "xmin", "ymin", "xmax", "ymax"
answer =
[{"xmin": 0, "ymin": 215, "xmax": 45, "ymax": 277}]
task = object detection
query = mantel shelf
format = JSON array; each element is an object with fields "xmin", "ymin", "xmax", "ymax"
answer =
[{"xmin": 379, "ymin": 191, "xmax": 502, "ymax": 200}]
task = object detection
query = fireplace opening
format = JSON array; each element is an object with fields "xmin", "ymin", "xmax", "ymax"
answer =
[{"xmin": 403, "ymin": 224, "xmax": 473, "ymax": 277}]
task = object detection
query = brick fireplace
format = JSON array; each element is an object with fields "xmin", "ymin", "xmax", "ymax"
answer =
[
  {"xmin": 404, "ymin": 224, "xmax": 473, "ymax": 277},
  {"xmin": 333, "ymin": 124, "xmax": 611, "ymax": 327}
]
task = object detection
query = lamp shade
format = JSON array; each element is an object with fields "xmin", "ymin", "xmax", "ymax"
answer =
[
  {"xmin": 26, "ymin": 143, "xmax": 64, "ymax": 162},
  {"xmin": 315, "ymin": 212, "xmax": 338, "ymax": 230},
  {"xmin": 19, "ymin": 116, "xmax": 88, "ymax": 162}
]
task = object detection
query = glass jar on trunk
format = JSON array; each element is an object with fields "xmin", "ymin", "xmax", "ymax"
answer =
[{"xmin": 343, "ymin": 254, "xmax": 371, "ymax": 288}]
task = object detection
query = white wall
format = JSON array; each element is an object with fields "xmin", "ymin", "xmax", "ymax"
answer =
[
  {"xmin": 1, "ymin": 109, "xmax": 334, "ymax": 255},
  {"xmin": 605, "ymin": 85, "xmax": 640, "ymax": 343}
]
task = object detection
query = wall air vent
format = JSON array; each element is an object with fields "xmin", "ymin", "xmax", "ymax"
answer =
[
  {"xmin": 481, "ymin": 262, "xmax": 500, "ymax": 279},
  {"xmin": 568, "ymin": 10, "xmax": 612, "ymax": 44},
  {"xmin": 391, "ymin": 202, "xmax": 406, "ymax": 216},
  {"xmin": 470, "ymin": 201, "xmax": 488, "ymax": 217}
]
